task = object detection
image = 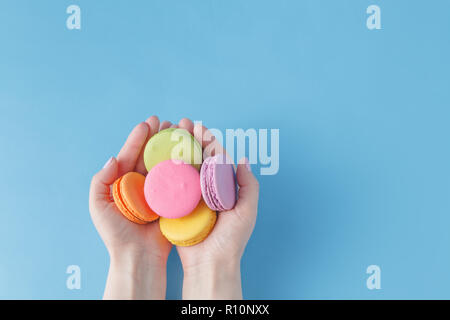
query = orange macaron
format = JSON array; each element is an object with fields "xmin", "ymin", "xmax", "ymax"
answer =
[{"xmin": 113, "ymin": 172, "xmax": 159, "ymax": 224}]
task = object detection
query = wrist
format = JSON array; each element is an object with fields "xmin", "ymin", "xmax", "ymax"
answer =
[
  {"xmin": 104, "ymin": 248, "xmax": 167, "ymax": 300},
  {"xmin": 109, "ymin": 246, "xmax": 167, "ymax": 270},
  {"xmin": 182, "ymin": 258, "xmax": 242, "ymax": 300}
]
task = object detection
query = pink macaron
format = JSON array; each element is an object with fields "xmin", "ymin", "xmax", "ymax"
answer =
[
  {"xmin": 144, "ymin": 159, "xmax": 201, "ymax": 219},
  {"xmin": 200, "ymin": 154, "xmax": 237, "ymax": 211}
]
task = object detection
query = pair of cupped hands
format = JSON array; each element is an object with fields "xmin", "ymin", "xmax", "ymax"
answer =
[{"xmin": 89, "ymin": 116, "xmax": 259, "ymax": 299}]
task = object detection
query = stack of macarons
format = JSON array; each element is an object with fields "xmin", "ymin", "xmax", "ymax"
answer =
[{"xmin": 112, "ymin": 128, "xmax": 237, "ymax": 246}]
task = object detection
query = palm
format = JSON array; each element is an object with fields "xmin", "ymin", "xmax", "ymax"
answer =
[
  {"xmin": 177, "ymin": 205, "xmax": 255, "ymax": 268},
  {"xmin": 92, "ymin": 201, "xmax": 171, "ymax": 260},
  {"xmin": 175, "ymin": 118, "xmax": 257, "ymax": 268},
  {"xmin": 90, "ymin": 117, "xmax": 174, "ymax": 261}
]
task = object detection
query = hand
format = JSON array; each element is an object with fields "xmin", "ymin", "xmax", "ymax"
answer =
[
  {"xmin": 176, "ymin": 118, "xmax": 260, "ymax": 299},
  {"xmin": 89, "ymin": 116, "xmax": 175, "ymax": 299}
]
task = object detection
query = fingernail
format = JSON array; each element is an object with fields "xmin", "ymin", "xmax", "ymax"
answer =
[
  {"xmin": 103, "ymin": 157, "xmax": 114, "ymax": 169},
  {"xmin": 244, "ymin": 158, "xmax": 252, "ymax": 172}
]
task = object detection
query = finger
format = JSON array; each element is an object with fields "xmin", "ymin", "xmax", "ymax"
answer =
[
  {"xmin": 159, "ymin": 121, "xmax": 172, "ymax": 131},
  {"xmin": 89, "ymin": 157, "xmax": 119, "ymax": 212},
  {"xmin": 135, "ymin": 116, "xmax": 160, "ymax": 174},
  {"xmin": 146, "ymin": 115, "xmax": 160, "ymax": 137},
  {"xmin": 235, "ymin": 157, "xmax": 259, "ymax": 219},
  {"xmin": 193, "ymin": 123, "xmax": 226, "ymax": 159},
  {"xmin": 178, "ymin": 118, "xmax": 194, "ymax": 135},
  {"xmin": 116, "ymin": 122, "xmax": 149, "ymax": 176},
  {"xmin": 170, "ymin": 124, "xmax": 178, "ymax": 128}
]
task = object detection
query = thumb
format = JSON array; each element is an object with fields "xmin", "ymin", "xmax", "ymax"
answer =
[
  {"xmin": 89, "ymin": 157, "xmax": 119, "ymax": 212},
  {"xmin": 235, "ymin": 157, "xmax": 259, "ymax": 218}
]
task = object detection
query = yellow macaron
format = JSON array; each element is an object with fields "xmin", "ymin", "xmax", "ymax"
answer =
[{"xmin": 159, "ymin": 200, "xmax": 217, "ymax": 246}]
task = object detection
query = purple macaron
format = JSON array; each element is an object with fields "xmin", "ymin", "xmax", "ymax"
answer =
[{"xmin": 200, "ymin": 154, "xmax": 237, "ymax": 211}]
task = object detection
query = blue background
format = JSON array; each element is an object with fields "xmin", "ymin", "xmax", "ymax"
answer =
[{"xmin": 0, "ymin": 0, "xmax": 449, "ymax": 299}]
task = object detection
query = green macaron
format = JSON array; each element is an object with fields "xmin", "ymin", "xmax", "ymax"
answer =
[{"xmin": 143, "ymin": 128, "xmax": 203, "ymax": 172}]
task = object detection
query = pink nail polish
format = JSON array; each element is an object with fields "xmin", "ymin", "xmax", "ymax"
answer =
[{"xmin": 103, "ymin": 157, "xmax": 114, "ymax": 169}]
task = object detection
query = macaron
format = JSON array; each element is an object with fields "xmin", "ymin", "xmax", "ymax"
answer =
[
  {"xmin": 200, "ymin": 154, "xmax": 237, "ymax": 211},
  {"xmin": 144, "ymin": 159, "xmax": 201, "ymax": 219},
  {"xmin": 159, "ymin": 200, "xmax": 217, "ymax": 246},
  {"xmin": 143, "ymin": 128, "xmax": 203, "ymax": 172},
  {"xmin": 112, "ymin": 172, "xmax": 159, "ymax": 224}
]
